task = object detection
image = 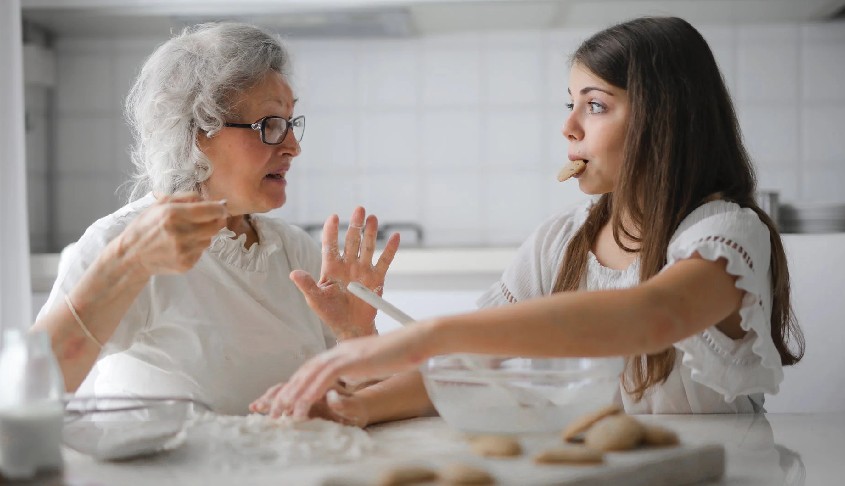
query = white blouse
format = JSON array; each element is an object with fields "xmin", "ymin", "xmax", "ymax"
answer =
[
  {"xmin": 37, "ymin": 194, "xmax": 335, "ymax": 415},
  {"xmin": 477, "ymin": 198, "xmax": 782, "ymax": 413}
]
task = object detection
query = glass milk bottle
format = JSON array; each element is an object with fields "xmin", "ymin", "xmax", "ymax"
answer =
[{"xmin": 0, "ymin": 329, "xmax": 65, "ymax": 479}]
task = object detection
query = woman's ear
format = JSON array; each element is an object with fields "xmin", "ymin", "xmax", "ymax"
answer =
[{"xmin": 196, "ymin": 129, "xmax": 212, "ymax": 154}]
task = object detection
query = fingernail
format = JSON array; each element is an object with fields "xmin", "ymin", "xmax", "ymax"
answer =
[
  {"xmin": 219, "ymin": 199, "xmax": 227, "ymax": 206},
  {"xmin": 293, "ymin": 402, "xmax": 309, "ymax": 419},
  {"xmin": 326, "ymin": 389, "xmax": 340, "ymax": 404},
  {"xmin": 269, "ymin": 403, "xmax": 282, "ymax": 418}
]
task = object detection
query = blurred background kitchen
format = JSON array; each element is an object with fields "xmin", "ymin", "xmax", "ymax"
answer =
[{"xmin": 3, "ymin": 0, "xmax": 845, "ymax": 412}]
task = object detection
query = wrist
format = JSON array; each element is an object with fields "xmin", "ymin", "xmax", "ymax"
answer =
[
  {"xmin": 333, "ymin": 321, "xmax": 377, "ymax": 341},
  {"xmin": 103, "ymin": 235, "xmax": 152, "ymax": 284},
  {"xmin": 415, "ymin": 318, "xmax": 449, "ymax": 361}
]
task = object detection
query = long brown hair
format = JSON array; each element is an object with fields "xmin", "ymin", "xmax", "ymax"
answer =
[{"xmin": 552, "ymin": 17, "xmax": 804, "ymax": 400}]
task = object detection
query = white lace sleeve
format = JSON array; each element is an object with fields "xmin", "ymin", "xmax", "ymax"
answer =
[
  {"xmin": 476, "ymin": 200, "xmax": 592, "ymax": 309},
  {"xmin": 667, "ymin": 201, "xmax": 783, "ymax": 401}
]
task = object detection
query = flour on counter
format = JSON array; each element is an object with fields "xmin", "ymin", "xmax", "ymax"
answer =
[{"xmin": 185, "ymin": 412, "xmax": 374, "ymax": 470}]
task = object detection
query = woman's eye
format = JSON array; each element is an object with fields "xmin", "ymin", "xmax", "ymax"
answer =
[
  {"xmin": 565, "ymin": 102, "xmax": 574, "ymax": 111},
  {"xmin": 588, "ymin": 101, "xmax": 606, "ymax": 114}
]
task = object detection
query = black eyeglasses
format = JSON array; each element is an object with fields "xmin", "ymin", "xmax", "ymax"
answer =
[{"xmin": 224, "ymin": 115, "xmax": 305, "ymax": 145}]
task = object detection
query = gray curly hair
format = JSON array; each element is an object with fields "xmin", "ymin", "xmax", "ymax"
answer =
[{"xmin": 125, "ymin": 22, "xmax": 291, "ymax": 200}]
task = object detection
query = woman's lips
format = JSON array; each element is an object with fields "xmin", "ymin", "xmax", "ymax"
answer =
[
  {"xmin": 264, "ymin": 172, "xmax": 287, "ymax": 184},
  {"xmin": 557, "ymin": 159, "xmax": 587, "ymax": 182}
]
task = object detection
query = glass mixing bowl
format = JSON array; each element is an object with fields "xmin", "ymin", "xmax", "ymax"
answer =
[
  {"xmin": 421, "ymin": 355, "xmax": 624, "ymax": 435},
  {"xmin": 62, "ymin": 395, "xmax": 210, "ymax": 460}
]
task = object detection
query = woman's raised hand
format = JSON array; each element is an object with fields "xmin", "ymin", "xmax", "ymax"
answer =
[
  {"xmin": 115, "ymin": 192, "xmax": 228, "ymax": 277},
  {"xmin": 290, "ymin": 206, "xmax": 400, "ymax": 340}
]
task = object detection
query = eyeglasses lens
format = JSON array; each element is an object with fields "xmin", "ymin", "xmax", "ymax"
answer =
[
  {"xmin": 291, "ymin": 117, "xmax": 305, "ymax": 142},
  {"xmin": 263, "ymin": 117, "xmax": 286, "ymax": 144}
]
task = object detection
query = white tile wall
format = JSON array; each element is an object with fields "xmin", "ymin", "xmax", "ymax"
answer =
[
  {"xmin": 296, "ymin": 174, "xmax": 365, "ymax": 224},
  {"xmin": 55, "ymin": 174, "xmax": 123, "ymax": 246},
  {"xmin": 360, "ymin": 174, "xmax": 423, "ymax": 223},
  {"xmin": 25, "ymin": 80, "xmax": 51, "ymax": 253},
  {"xmin": 481, "ymin": 45, "xmax": 544, "ymax": 106},
  {"xmin": 293, "ymin": 42, "xmax": 360, "ymax": 110},
  {"xmin": 544, "ymin": 28, "xmax": 594, "ymax": 100},
  {"xmin": 24, "ymin": 86, "xmax": 49, "ymax": 116},
  {"xmin": 27, "ymin": 173, "xmax": 49, "ymax": 253},
  {"xmin": 358, "ymin": 40, "xmax": 420, "ymax": 108},
  {"xmin": 112, "ymin": 49, "xmax": 150, "ymax": 110},
  {"xmin": 55, "ymin": 54, "xmax": 112, "ymax": 114},
  {"xmin": 736, "ymin": 104, "xmax": 800, "ymax": 165},
  {"xmin": 296, "ymin": 109, "xmax": 359, "ymax": 173},
  {"xmin": 735, "ymin": 25, "xmax": 800, "ymax": 102},
  {"xmin": 801, "ymin": 105, "xmax": 845, "ymax": 165},
  {"xmin": 482, "ymin": 171, "xmax": 547, "ymax": 245},
  {"xmin": 55, "ymin": 116, "xmax": 115, "ymax": 175},
  {"xmin": 30, "ymin": 19, "xmax": 845, "ymax": 250},
  {"xmin": 483, "ymin": 107, "xmax": 545, "ymax": 170},
  {"xmin": 802, "ymin": 163, "xmax": 845, "ymax": 204},
  {"xmin": 757, "ymin": 167, "xmax": 801, "ymax": 204},
  {"xmin": 801, "ymin": 23, "xmax": 845, "ymax": 100},
  {"xmin": 25, "ymin": 112, "xmax": 48, "ymax": 175},
  {"xmin": 359, "ymin": 110, "xmax": 419, "ymax": 171},
  {"xmin": 421, "ymin": 173, "xmax": 483, "ymax": 245},
  {"xmin": 421, "ymin": 109, "xmax": 481, "ymax": 171},
  {"xmin": 422, "ymin": 44, "xmax": 481, "ymax": 107}
]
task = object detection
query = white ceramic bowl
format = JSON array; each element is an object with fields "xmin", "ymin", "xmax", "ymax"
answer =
[{"xmin": 421, "ymin": 355, "xmax": 624, "ymax": 435}]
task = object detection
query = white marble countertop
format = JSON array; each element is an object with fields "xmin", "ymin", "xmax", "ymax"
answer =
[{"xmin": 33, "ymin": 413, "xmax": 844, "ymax": 485}]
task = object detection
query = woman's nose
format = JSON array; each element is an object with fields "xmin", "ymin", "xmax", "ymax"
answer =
[
  {"xmin": 280, "ymin": 132, "xmax": 301, "ymax": 157},
  {"xmin": 562, "ymin": 114, "xmax": 582, "ymax": 142}
]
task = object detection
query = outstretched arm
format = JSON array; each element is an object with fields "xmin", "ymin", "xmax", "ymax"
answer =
[
  {"xmin": 431, "ymin": 255, "xmax": 744, "ymax": 358},
  {"xmin": 261, "ymin": 255, "xmax": 743, "ymax": 418}
]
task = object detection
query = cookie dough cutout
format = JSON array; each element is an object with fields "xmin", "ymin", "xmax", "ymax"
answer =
[
  {"xmin": 642, "ymin": 424, "xmax": 680, "ymax": 447},
  {"xmin": 584, "ymin": 414, "xmax": 646, "ymax": 452},
  {"xmin": 534, "ymin": 445, "xmax": 604, "ymax": 465},
  {"xmin": 439, "ymin": 463, "xmax": 495, "ymax": 485},
  {"xmin": 468, "ymin": 435, "xmax": 522, "ymax": 458},
  {"xmin": 378, "ymin": 465, "xmax": 438, "ymax": 486},
  {"xmin": 562, "ymin": 404, "xmax": 623, "ymax": 443},
  {"xmin": 557, "ymin": 159, "xmax": 587, "ymax": 182}
]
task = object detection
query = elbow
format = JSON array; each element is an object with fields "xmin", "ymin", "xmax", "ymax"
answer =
[{"xmin": 31, "ymin": 321, "xmax": 86, "ymax": 393}]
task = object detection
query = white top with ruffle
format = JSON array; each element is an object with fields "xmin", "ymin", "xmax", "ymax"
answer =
[
  {"xmin": 37, "ymin": 194, "xmax": 335, "ymax": 415},
  {"xmin": 477, "ymin": 198, "xmax": 781, "ymax": 413}
]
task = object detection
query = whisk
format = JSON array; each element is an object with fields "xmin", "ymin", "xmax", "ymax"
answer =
[{"xmin": 63, "ymin": 394, "xmax": 213, "ymax": 423}]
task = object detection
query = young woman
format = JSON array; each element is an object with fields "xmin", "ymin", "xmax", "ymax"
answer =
[{"xmin": 252, "ymin": 16, "xmax": 804, "ymax": 423}]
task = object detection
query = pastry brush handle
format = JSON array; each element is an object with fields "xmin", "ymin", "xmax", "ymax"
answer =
[{"xmin": 347, "ymin": 282, "xmax": 416, "ymax": 326}]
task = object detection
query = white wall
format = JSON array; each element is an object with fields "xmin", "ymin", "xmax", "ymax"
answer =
[{"xmin": 29, "ymin": 20, "xmax": 845, "ymax": 249}]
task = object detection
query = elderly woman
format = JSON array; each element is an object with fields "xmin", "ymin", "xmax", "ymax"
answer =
[{"xmin": 32, "ymin": 23, "xmax": 399, "ymax": 415}]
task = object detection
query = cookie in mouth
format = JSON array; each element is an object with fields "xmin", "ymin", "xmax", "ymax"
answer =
[{"xmin": 557, "ymin": 159, "xmax": 587, "ymax": 182}]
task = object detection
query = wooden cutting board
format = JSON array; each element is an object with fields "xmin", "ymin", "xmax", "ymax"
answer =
[{"xmin": 322, "ymin": 442, "xmax": 725, "ymax": 485}]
